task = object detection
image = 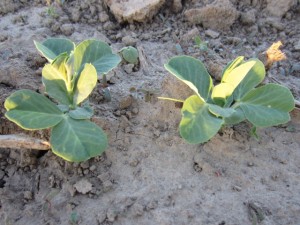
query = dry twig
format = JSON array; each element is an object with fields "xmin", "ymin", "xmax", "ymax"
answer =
[{"xmin": 0, "ymin": 134, "xmax": 50, "ymax": 150}]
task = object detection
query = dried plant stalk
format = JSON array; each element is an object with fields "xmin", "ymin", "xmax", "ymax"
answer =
[{"xmin": 0, "ymin": 134, "xmax": 50, "ymax": 150}]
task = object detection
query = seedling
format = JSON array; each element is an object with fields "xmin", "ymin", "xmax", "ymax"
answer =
[
  {"xmin": 194, "ymin": 36, "xmax": 208, "ymax": 52},
  {"xmin": 160, "ymin": 55, "xmax": 295, "ymax": 144},
  {"xmin": 4, "ymin": 38, "xmax": 121, "ymax": 162},
  {"xmin": 119, "ymin": 46, "xmax": 139, "ymax": 64}
]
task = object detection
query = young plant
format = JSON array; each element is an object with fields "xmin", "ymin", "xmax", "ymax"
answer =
[
  {"xmin": 161, "ymin": 55, "xmax": 295, "ymax": 144},
  {"xmin": 4, "ymin": 38, "xmax": 121, "ymax": 162},
  {"xmin": 119, "ymin": 46, "xmax": 139, "ymax": 64}
]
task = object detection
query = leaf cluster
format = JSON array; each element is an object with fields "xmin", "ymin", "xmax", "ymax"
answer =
[
  {"xmin": 164, "ymin": 55, "xmax": 295, "ymax": 144},
  {"xmin": 5, "ymin": 38, "xmax": 121, "ymax": 162}
]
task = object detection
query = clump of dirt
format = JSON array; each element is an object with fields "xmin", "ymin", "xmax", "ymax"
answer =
[{"xmin": 0, "ymin": 0, "xmax": 300, "ymax": 225}]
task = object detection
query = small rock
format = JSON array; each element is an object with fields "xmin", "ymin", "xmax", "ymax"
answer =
[
  {"xmin": 119, "ymin": 96, "xmax": 133, "ymax": 109},
  {"xmin": 132, "ymin": 203, "xmax": 144, "ymax": 217},
  {"xmin": 97, "ymin": 172, "xmax": 111, "ymax": 182},
  {"xmin": 294, "ymin": 40, "xmax": 300, "ymax": 51},
  {"xmin": 205, "ymin": 29, "xmax": 220, "ymax": 39},
  {"xmin": 102, "ymin": 180, "xmax": 113, "ymax": 192},
  {"xmin": 240, "ymin": 9, "xmax": 256, "ymax": 25},
  {"xmin": 232, "ymin": 185, "xmax": 242, "ymax": 192},
  {"xmin": 171, "ymin": 0, "xmax": 182, "ymax": 13},
  {"xmin": 132, "ymin": 107, "xmax": 139, "ymax": 114},
  {"xmin": 124, "ymin": 64, "xmax": 135, "ymax": 74},
  {"xmin": 23, "ymin": 191, "xmax": 33, "ymax": 200},
  {"xmin": 89, "ymin": 165, "xmax": 96, "ymax": 171},
  {"xmin": 60, "ymin": 24, "xmax": 74, "ymax": 36},
  {"xmin": 99, "ymin": 12, "xmax": 109, "ymax": 23},
  {"xmin": 185, "ymin": 0, "xmax": 239, "ymax": 31},
  {"xmin": 74, "ymin": 179, "xmax": 93, "ymax": 194},
  {"xmin": 97, "ymin": 210, "xmax": 107, "ymax": 223},
  {"xmin": 104, "ymin": 0, "xmax": 166, "ymax": 23},
  {"xmin": 266, "ymin": 0, "xmax": 297, "ymax": 18},
  {"xmin": 122, "ymin": 35, "xmax": 138, "ymax": 46},
  {"xmin": 106, "ymin": 207, "xmax": 118, "ymax": 222},
  {"xmin": 129, "ymin": 158, "xmax": 140, "ymax": 167}
]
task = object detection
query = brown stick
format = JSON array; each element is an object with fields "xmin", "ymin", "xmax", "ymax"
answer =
[{"xmin": 0, "ymin": 134, "xmax": 50, "ymax": 150}]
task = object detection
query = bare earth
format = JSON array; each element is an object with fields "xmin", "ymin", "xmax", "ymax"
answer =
[{"xmin": 0, "ymin": 1, "xmax": 300, "ymax": 225}]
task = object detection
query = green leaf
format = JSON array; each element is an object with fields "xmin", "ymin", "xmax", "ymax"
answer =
[
  {"xmin": 69, "ymin": 107, "xmax": 93, "ymax": 120},
  {"xmin": 4, "ymin": 90, "xmax": 63, "ymax": 130},
  {"xmin": 50, "ymin": 116, "xmax": 108, "ymax": 162},
  {"xmin": 42, "ymin": 55, "xmax": 72, "ymax": 105},
  {"xmin": 180, "ymin": 95, "xmax": 223, "ymax": 144},
  {"xmin": 68, "ymin": 39, "xmax": 121, "ymax": 76},
  {"xmin": 208, "ymin": 104, "xmax": 236, "ymax": 118},
  {"xmin": 34, "ymin": 38, "xmax": 75, "ymax": 62},
  {"xmin": 232, "ymin": 59, "xmax": 265, "ymax": 100},
  {"xmin": 165, "ymin": 56, "xmax": 213, "ymax": 101},
  {"xmin": 239, "ymin": 84, "xmax": 295, "ymax": 127},
  {"xmin": 224, "ymin": 107, "xmax": 245, "ymax": 125},
  {"xmin": 120, "ymin": 46, "xmax": 139, "ymax": 64},
  {"xmin": 73, "ymin": 64, "xmax": 97, "ymax": 105}
]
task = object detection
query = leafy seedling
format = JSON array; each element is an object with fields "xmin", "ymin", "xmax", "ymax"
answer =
[
  {"xmin": 194, "ymin": 36, "xmax": 208, "ymax": 52},
  {"xmin": 5, "ymin": 38, "xmax": 121, "ymax": 162},
  {"xmin": 160, "ymin": 55, "xmax": 295, "ymax": 144},
  {"xmin": 119, "ymin": 46, "xmax": 139, "ymax": 64}
]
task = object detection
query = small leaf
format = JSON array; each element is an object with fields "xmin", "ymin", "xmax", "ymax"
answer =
[
  {"xmin": 34, "ymin": 38, "xmax": 75, "ymax": 62},
  {"xmin": 42, "ymin": 55, "xmax": 72, "ymax": 105},
  {"xmin": 165, "ymin": 56, "xmax": 213, "ymax": 101},
  {"xmin": 5, "ymin": 90, "xmax": 63, "ymax": 130},
  {"xmin": 69, "ymin": 107, "xmax": 93, "ymax": 120},
  {"xmin": 208, "ymin": 104, "xmax": 236, "ymax": 118},
  {"xmin": 68, "ymin": 39, "xmax": 121, "ymax": 76},
  {"xmin": 180, "ymin": 95, "xmax": 223, "ymax": 144},
  {"xmin": 221, "ymin": 56, "xmax": 245, "ymax": 81},
  {"xmin": 50, "ymin": 116, "xmax": 108, "ymax": 162},
  {"xmin": 120, "ymin": 46, "xmax": 139, "ymax": 64},
  {"xmin": 239, "ymin": 84, "xmax": 295, "ymax": 127},
  {"xmin": 73, "ymin": 64, "xmax": 97, "ymax": 105}
]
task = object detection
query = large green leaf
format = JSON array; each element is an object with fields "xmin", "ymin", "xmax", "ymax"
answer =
[
  {"xmin": 4, "ymin": 90, "xmax": 63, "ymax": 130},
  {"xmin": 239, "ymin": 84, "xmax": 295, "ymax": 127},
  {"xmin": 73, "ymin": 63, "xmax": 97, "ymax": 105},
  {"xmin": 50, "ymin": 116, "xmax": 108, "ymax": 162},
  {"xmin": 68, "ymin": 39, "xmax": 121, "ymax": 76},
  {"xmin": 164, "ymin": 56, "xmax": 213, "ymax": 101},
  {"xmin": 34, "ymin": 38, "xmax": 75, "ymax": 62},
  {"xmin": 231, "ymin": 59, "xmax": 265, "ymax": 100},
  {"xmin": 180, "ymin": 95, "xmax": 223, "ymax": 144},
  {"xmin": 42, "ymin": 54, "xmax": 72, "ymax": 105}
]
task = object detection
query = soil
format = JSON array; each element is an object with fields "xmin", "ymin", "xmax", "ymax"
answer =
[{"xmin": 0, "ymin": 1, "xmax": 300, "ymax": 225}]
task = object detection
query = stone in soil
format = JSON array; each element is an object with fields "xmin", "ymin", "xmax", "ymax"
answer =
[
  {"xmin": 185, "ymin": 0, "xmax": 239, "ymax": 31},
  {"xmin": 104, "ymin": 0, "xmax": 166, "ymax": 23},
  {"xmin": 74, "ymin": 179, "xmax": 93, "ymax": 194},
  {"xmin": 266, "ymin": 0, "xmax": 297, "ymax": 18}
]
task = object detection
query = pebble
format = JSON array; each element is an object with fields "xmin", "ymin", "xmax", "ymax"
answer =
[
  {"xmin": 89, "ymin": 165, "xmax": 96, "ymax": 171},
  {"xmin": 23, "ymin": 191, "xmax": 33, "ymax": 200},
  {"xmin": 124, "ymin": 64, "xmax": 135, "ymax": 74},
  {"xmin": 119, "ymin": 96, "xmax": 133, "ymax": 109},
  {"xmin": 74, "ymin": 179, "xmax": 93, "ymax": 194},
  {"xmin": 61, "ymin": 24, "xmax": 74, "ymax": 36},
  {"xmin": 102, "ymin": 180, "xmax": 113, "ymax": 192},
  {"xmin": 132, "ymin": 107, "xmax": 139, "ymax": 115},
  {"xmin": 122, "ymin": 35, "xmax": 138, "ymax": 46},
  {"xmin": 232, "ymin": 185, "xmax": 242, "ymax": 192},
  {"xmin": 294, "ymin": 40, "xmax": 300, "ymax": 51},
  {"xmin": 205, "ymin": 29, "xmax": 220, "ymax": 39},
  {"xmin": 132, "ymin": 203, "xmax": 144, "ymax": 217},
  {"xmin": 106, "ymin": 207, "xmax": 118, "ymax": 222}
]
